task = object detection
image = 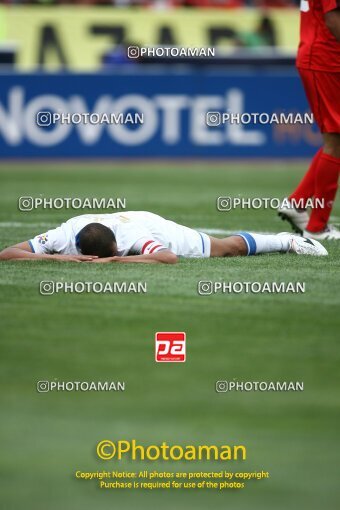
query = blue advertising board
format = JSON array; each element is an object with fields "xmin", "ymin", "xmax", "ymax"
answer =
[{"xmin": 0, "ymin": 69, "xmax": 321, "ymax": 158}]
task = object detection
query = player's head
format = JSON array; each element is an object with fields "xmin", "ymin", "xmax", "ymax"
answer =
[{"xmin": 76, "ymin": 223, "xmax": 117, "ymax": 258}]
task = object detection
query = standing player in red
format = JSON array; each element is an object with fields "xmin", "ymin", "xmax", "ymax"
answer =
[{"xmin": 278, "ymin": 0, "xmax": 340, "ymax": 240}]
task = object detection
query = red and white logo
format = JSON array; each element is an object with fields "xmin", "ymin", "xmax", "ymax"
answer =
[{"xmin": 155, "ymin": 332, "xmax": 186, "ymax": 363}]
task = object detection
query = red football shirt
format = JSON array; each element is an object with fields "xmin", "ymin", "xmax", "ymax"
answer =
[{"xmin": 296, "ymin": 0, "xmax": 340, "ymax": 72}]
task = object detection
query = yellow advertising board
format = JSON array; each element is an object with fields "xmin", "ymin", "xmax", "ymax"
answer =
[{"xmin": 2, "ymin": 7, "xmax": 300, "ymax": 70}]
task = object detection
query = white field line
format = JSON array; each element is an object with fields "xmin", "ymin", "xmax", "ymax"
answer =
[
  {"xmin": 0, "ymin": 215, "xmax": 339, "ymax": 233},
  {"xmin": 198, "ymin": 228, "xmax": 276, "ymax": 235},
  {"xmin": 0, "ymin": 222, "xmax": 272, "ymax": 236},
  {"xmin": 0, "ymin": 222, "xmax": 54, "ymax": 228}
]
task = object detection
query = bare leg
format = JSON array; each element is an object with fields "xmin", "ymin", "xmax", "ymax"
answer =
[
  {"xmin": 209, "ymin": 233, "xmax": 292, "ymax": 257},
  {"xmin": 210, "ymin": 236, "xmax": 248, "ymax": 257}
]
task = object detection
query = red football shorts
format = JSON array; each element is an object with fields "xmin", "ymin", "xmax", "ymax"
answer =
[{"xmin": 298, "ymin": 68, "xmax": 340, "ymax": 134}]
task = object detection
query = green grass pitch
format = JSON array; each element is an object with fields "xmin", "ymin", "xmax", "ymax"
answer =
[{"xmin": 0, "ymin": 162, "xmax": 339, "ymax": 510}]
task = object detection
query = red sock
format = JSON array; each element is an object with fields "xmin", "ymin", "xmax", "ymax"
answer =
[
  {"xmin": 306, "ymin": 152, "xmax": 340, "ymax": 232},
  {"xmin": 289, "ymin": 148, "xmax": 323, "ymax": 208}
]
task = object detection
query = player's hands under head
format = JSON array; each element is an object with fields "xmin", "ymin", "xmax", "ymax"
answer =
[
  {"xmin": 86, "ymin": 256, "xmax": 120, "ymax": 263},
  {"xmin": 52, "ymin": 254, "xmax": 98, "ymax": 262}
]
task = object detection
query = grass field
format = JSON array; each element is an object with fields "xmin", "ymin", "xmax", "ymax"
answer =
[{"xmin": 0, "ymin": 162, "xmax": 339, "ymax": 510}]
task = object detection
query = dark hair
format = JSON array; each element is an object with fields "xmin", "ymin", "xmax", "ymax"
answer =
[{"xmin": 76, "ymin": 223, "xmax": 116, "ymax": 258}]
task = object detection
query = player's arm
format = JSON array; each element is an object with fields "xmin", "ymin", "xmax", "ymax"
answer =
[
  {"xmin": 325, "ymin": 8, "xmax": 340, "ymax": 41},
  {"xmin": 91, "ymin": 249, "xmax": 178, "ymax": 264},
  {"xmin": 0, "ymin": 241, "xmax": 95, "ymax": 262},
  {"xmin": 119, "ymin": 238, "xmax": 178, "ymax": 264},
  {"xmin": 91, "ymin": 233, "xmax": 178, "ymax": 264}
]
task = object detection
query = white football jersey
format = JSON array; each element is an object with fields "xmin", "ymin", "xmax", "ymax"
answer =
[{"xmin": 29, "ymin": 211, "xmax": 211, "ymax": 258}]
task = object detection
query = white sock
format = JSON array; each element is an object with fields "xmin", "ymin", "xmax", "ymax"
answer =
[{"xmin": 237, "ymin": 232, "xmax": 289, "ymax": 255}]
